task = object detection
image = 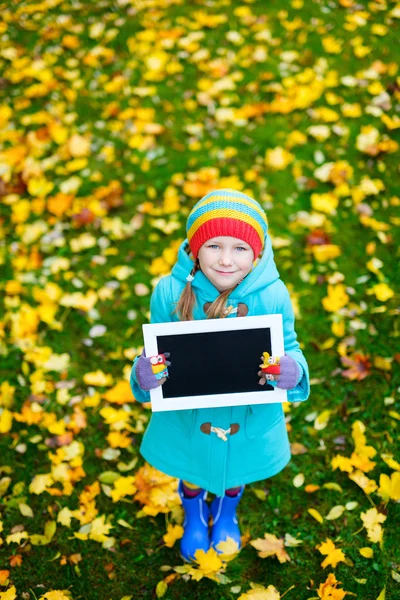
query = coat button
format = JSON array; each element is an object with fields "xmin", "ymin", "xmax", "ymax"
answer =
[
  {"xmin": 200, "ymin": 422, "xmax": 211, "ymax": 435},
  {"xmin": 230, "ymin": 423, "xmax": 240, "ymax": 435}
]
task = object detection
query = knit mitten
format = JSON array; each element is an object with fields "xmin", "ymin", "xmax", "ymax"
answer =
[
  {"xmin": 135, "ymin": 350, "xmax": 170, "ymax": 391},
  {"xmin": 276, "ymin": 355, "xmax": 300, "ymax": 390}
]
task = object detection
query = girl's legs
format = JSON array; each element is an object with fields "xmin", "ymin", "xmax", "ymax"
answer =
[
  {"xmin": 225, "ymin": 486, "xmax": 242, "ymax": 497},
  {"xmin": 178, "ymin": 480, "xmax": 210, "ymax": 561},
  {"xmin": 210, "ymin": 486, "xmax": 245, "ymax": 553},
  {"xmin": 181, "ymin": 480, "xmax": 202, "ymax": 498},
  {"xmin": 178, "ymin": 482, "xmax": 244, "ymax": 559}
]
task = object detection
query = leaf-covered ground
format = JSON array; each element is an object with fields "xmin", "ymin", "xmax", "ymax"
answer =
[{"xmin": 0, "ymin": 1, "xmax": 399, "ymax": 599}]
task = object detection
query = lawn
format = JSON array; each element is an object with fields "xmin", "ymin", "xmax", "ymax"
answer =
[{"xmin": 0, "ymin": 0, "xmax": 399, "ymax": 599}]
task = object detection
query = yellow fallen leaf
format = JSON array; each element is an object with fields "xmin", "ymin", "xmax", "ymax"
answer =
[
  {"xmin": 0, "ymin": 586, "xmax": 17, "ymax": 600},
  {"xmin": 193, "ymin": 547, "xmax": 224, "ymax": 576},
  {"xmin": 39, "ymin": 591, "xmax": 72, "ymax": 600},
  {"xmin": 83, "ymin": 370, "xmax": 113, "ymax": 387},
  {"xmin": 6, "ymin": 531, "xmax": 29, "ymax": 544},
  {"xmin": 293, "ymin": 473, "xmax": 305, "ymax": 488},
  {"xmin": 0, "ymin": 409, "xmax": 13, "ymax": 433},
  {"xmin": 317, "ymin": 573, "xmax": 348, "ymax": 600},
  {"xmin": 361, "ymin": 508, "xmax": 386, "ymax": 544},
  {"xmin": 325, "ymin": 505, "xmax": 345, "ymax": 520},
  {"xmin": 314, "ymin": 410, "xmax": 331, "ymax": 430},
  {"xmin": 265, "ymin": 147, "xmax": 294, "ymax": 170},
  {"xmin": 238, "ymin": 584, "xmax": 281, "ymax": 600},
  {"xmin": 29, "ymin": 473, "xmax": 54, "ymax": 494},
  {"xmin": 111, "ymin": 476, "xmax": 137, "ymax": 502},
  {"xmin": 381, "ymin": 454, "xmax": 400, "ymax": 471},
  {"xmin": 89, "ymin": 515, "xmax": 113, "ymax": 543},
  {"xmin": 359, "ymin": 547, "xmax": 373, "ymax": 558},
  {"xmin": 316, "ymin": 538, "xmax": 346, "ymax": 569},
  {"xmin": 377, "ymin": 472, "xmax": 400, "ymax": 502},
  {"xmin": 0, "ymin": 382, "xmax": 15, "ymax": 408},
  {"xmin": 19, "ymin": 503, "xmax": 34, "ymax": 518},
  {"xmin": 250, "ymin": 533, "xmax": 290, "ymax": 563},
  {"xmin": 308, "ymin": 508, "xmax": 324, "ymax": 523},
  {"xmin": 323, "ymin": 482, "xmax": 343, "ymax": 492},
  {"xmin": 215, "ymin": 536, "xmax": 240, "ymax": 561},
  {"xmin": 163, "ymin": 524, "xmax": 184, "ymax": 548},
  {"xmin": 155, "ymin": 580, "xmax": 168, "ymax": 599},
  {"xmin": 102, "ymin": 381, "xmax": 135, "ymax": 404}
]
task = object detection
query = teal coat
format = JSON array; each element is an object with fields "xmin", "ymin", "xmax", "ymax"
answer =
[{"xmin": 130, "ymin": 235, "xmax": 309, "ymax": 496}]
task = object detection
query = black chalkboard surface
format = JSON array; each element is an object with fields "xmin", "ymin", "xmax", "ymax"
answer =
[
  {"xmin": 143, "ymin": 314, "xmax": 286, "ymax": 411},
  {"xmin": 157, "ymin": 328, "xmax": 273, "ymax": 398}
]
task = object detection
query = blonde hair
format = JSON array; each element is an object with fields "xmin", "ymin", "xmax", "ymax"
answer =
[{"xmin": 173, "ymin": 245, "xmax": 238, "ymax": 321}]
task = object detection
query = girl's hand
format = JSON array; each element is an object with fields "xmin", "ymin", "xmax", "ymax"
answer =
[
  {"xmin": 136, "ymin": 351, "xmax": 171, "ymax": 391},
  {"xmin": 258, "ymin": 355, "xmax": 299, "ymax": 390}
]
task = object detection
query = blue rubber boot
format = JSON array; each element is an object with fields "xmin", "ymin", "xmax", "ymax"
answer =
[
  {"xmin": 210, "ymin": 486, "xmax": 244, "ymax": 553},
  {"xmin": 178, "ymin": 480, "xmax": 210, "ymax": 562}
]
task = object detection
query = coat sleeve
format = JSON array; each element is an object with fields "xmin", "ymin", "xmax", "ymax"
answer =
[
  {"xmin": 130, "ymin": 277, "xmax": 174, "ymax": 403},
  {"xmin": 277, "ymin": 282, "xmax": 310, "ymax": 403}
]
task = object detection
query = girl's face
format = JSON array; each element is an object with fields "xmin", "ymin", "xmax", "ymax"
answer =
[{"xmin": 198, "ymin": 236, "xmax": 254, "ymax": 292}]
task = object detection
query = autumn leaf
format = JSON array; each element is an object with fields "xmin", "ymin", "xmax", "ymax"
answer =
[
  {"xmin": 215, "ymin": 536, "xmax": 241, "ymax": 561},
  {"xmin": 238, "ymin": 584, "xmax": 281, "ymax": 600},
  {"xmin": 316, "ymin": 538, "xmax": 346, "ymax": 569},
  {"xmin": 317, "ymin": 573, "xmax": 348, "ymax": 600},
  {"xmin": 39, "ymin": 592, "xmax": 73, "ymax": 600},
  {"xmin": 377, "ymin": 472, "xmax": 400, "ymax": 502},
  {"xmin": 250, "ymin": 533, "xmax": 291, "ymax": 563},
  {"xmin": 163, "ymin": 524, "xmax": 184, "ymax": 548},
  {"xmin": 102, "ymin": 381, "xmax": 135, "ymax": 404},
  {"xmin": 0, "ymin": 587, "xmax": 17, "ymax": 600},
  {"xmin": 340, "ymin": 353, "xmax": 372, "ymax": 381},
  {"xmin": 361, "ymin": 508, "xmax": 387, "ymax": 544}
]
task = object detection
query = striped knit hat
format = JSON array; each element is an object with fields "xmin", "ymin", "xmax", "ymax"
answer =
[{"xmin": 186, "ymin": 189, "xmax": 268, "ymax": 259}]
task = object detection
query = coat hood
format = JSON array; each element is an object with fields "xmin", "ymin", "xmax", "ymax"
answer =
[{"xmin": 171, "ymin": 235, "xmax": 280, "ymax": 300}]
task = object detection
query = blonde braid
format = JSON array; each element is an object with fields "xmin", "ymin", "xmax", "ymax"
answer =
[{"xmin": 173, "ymin": 259, "xmax": 200, "ymax": 321}]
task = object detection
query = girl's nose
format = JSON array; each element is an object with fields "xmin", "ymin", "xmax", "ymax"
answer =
[{"xmin": 219, "ymin": 252, "xmax": 233, "ymax": 266}]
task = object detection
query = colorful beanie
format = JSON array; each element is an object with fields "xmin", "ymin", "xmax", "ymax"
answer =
[{"xmin": 186, "ymin": 189, "xmax": 268, "ymax": 259}]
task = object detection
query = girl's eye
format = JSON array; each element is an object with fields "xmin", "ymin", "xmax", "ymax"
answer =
[
  {"xmin": 235, "ymin": 247, "xmax": 247, "ymax": 252},
  {"xmin": 209, "ymin": 244, "xmax": 219, "ymax": 249}
]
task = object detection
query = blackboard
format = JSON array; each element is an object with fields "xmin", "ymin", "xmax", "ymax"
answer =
[
  {"xmin": 143, "ymin": 314, "xmax": 286, "ymax": 411},
  {"xmin": 157, "ymin": 328, "xmax": 273, "ymax": 398}
]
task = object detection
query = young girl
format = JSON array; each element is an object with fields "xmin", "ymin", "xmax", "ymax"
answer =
[{"xmin": 130, "ymin": 189, "xmax": 310, "ymax": 561}]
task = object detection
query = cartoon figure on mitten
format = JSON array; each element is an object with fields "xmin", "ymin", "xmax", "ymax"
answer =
[
  {"xmin": 150, "ymin": 354, "xmax": 169, "ymax": 380},
  {"xmin": 260, "ymin": 352, "xmax": 281, "ymax": 375}
]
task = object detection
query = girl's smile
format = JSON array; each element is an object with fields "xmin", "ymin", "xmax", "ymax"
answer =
[{"xmin": 198, "ymin": 236, "xmax": 254, "ymax": 292}]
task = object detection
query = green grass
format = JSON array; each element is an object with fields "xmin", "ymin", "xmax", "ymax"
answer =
[{"xmin": 0, "ymin": 0, "xmax": 399, "ymax": 598}]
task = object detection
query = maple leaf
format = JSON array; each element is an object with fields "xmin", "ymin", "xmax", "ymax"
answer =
[
  {"xmin": 250, "ymin": 533, "xmax": 290, "ymax": 563},
  {"xmin": 111, "ymin": 475, "xmax": 137, "ymax": 502},
  {"xmin": 0, "ymin": 586, "xmax": 17, "ymax": 600},
  {"xmin": 341, "ymin": 353, "xmax": 372, "ymax": 381},
  {"xmin": 181, "ymin": 547, "xmax": 226, "ymax": 581},
  {"xmin": 316, "ymin": 538, "xmax": 346, "ymax": 569},
  {"xmin": 238, "ymin": 584, "xmax": 281, "ymax": 600},
  {"xmin": 215, "ymin": 536, "xmax": 241, "ymax": 561},
  {"xmin": 322, "ymin": 284, "xmax": 349, "ymax": 313},
  {"xmin": 102, "ymin": 380, "xmax": 135, "ymax": 404},
  {"xmin": 39, "ymin": 592, "xmax": 72, "ymax": 600},
  {"xmin": 361, "ymin": 508, "xmax": 386, "ymax": 544},
  {"xmin": 348, "ymin": 470, "xmax": 378, "ymax": 495},
  {"xmin": 88, "ymin": 515, "xmax": 113, "ymax": 543},
  {"xmin": 163, "ymin": 524, "xmax": 184, "ymax": 548},
  {"xmin": 378, "ymin": 472, "xmax": 400, "ymax": 502},
  {"xmin": 317, "ymin": 573, "xmax": 348, "ymax": 600}
]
